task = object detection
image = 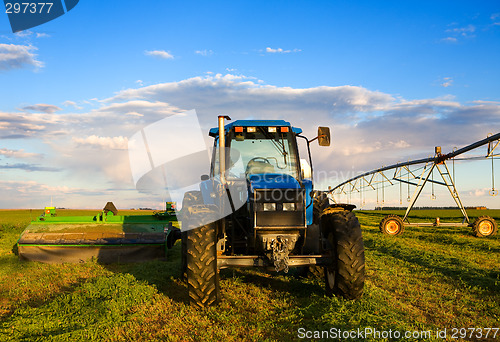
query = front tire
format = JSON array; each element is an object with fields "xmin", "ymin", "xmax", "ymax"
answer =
[
  {"xmin": 185, "ymin": 205, "xmax": 220, "ymax": 307},
  {"xmin": 181, "ymin": 191, "xmax": 204, "ymax": 279},
  {"xmin": 320, "ymin": 207, "xmax": 365, "ymax": 300}
]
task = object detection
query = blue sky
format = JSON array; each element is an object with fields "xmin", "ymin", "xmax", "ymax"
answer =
[{"xmin": 0, "ymin": 0, "xmax": 499, "ymax": 209}]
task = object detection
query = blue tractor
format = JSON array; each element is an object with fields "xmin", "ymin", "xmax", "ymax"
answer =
[{"xmin": 181, "ymin": 116, "xmax": 365, "ymax": 307}]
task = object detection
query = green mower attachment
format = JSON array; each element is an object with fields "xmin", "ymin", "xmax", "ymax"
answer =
[{"xmin": 17, "ymin": 202, "xmax": 180, "ymax": 264}]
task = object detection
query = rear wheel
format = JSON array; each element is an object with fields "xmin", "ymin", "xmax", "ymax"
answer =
[
  {"xmin": 379, "ymin": 215, "xmax": 405, "ymax": 236},
  {"xmin": 185, "ymin": 205, "xmax": 220, "ymax": 307},
  {"xmin": 472, "ymin": 216, "xmax": 498, "ymax": 237},
  {"xmin": 320, "ymin": 208, "xmax": 365, "ymax": 300}
]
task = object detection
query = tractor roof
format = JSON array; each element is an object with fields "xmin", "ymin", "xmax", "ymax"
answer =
[{"xmin": 209, "ymin": 119, "xmax": 302, "ymax": 137}]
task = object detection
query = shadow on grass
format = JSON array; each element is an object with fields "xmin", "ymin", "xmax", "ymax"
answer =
[
  {"xmin": 104, "ymin": 261, "xmax": 327, "ymax": 308},
  {"xmin": 221, "ymin": 267, "xmax": 325, "ymax": 298},
  {"xmin": 100, "ymin": 239, "xmax": 329, "ymax": 307},
  {"xmin": 364, "ymin": 236, "xmax": 500, "ymax": 294},
  {"xmin": 102, "ymin": 244, "xmax": 190, "ymax": 305},
  {"xmin": 411, "ymin": 233, "xmax": 500, "ymax": 253},
  {"xmin": 0, "ymin": 276, "xmax": 89, "ymax": 322}
]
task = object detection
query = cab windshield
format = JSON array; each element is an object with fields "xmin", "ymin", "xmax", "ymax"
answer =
[{"xmin": 226, "ymin": 127, "xmax": 299, "ymax": 180}]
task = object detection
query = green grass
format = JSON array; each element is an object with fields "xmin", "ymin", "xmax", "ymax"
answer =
[{"xmin": 0, "ymin": 209, "xmax": 499, "ymax": 341}]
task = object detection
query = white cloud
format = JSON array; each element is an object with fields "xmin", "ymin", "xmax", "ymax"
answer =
[
  {"xmin": 106, "ymin": 74, "xmax": 393, "ymax": 121},
  {"xmin": 195, "ymin": 49, "xmax": 213, "ymax": 56},
  {"xmin": 125, "ymin": 111, "xmax": 143, "ymax": 117},
  {"xmin": 0, "ymin": 148, "xmax": 39, "ymax": 158},
  {"xmin": 73, "ymin": 135, "xmax": 128, "ymax": 150},
  {"xmin": 443, "ymin": 24, "xmax": 476, "ymax": 42},
  {"xmin": 144, "ymin": 50, "xmax": 174, "ymax": 59},
  {"xmin": 265, "ymin": 47, "xmax": 301, "ymax": 54},
  {"xmin": 469, "ymin": 188, "xmax": 489, "ymax": 197},
  {"xmin": 14, "ymin": 30, "xmax": 33, "ymax": 38},
  {"xmin": 0, "ymin": 110, "xmax": 65, "ymax": 139},
  {"xmin": 469, "ymin": 100, "xmax": 500, "ymax": 105},
  {"xmin": 63, "ymin": 100, "xmax": 83, "ymax": 110},
  {"xmin": 0, "ymin": 43, "xmax": 43, "ymax": 70},
  {"xmin": 446, "ymin": 25, "xmax": 476, "ymax": 35},
  {"xmin": 440, "ymin": 77, "xmax": 453, "ymax": 88},
  {"xmin": 442, "ymin": 37, "xmax": 457, "ymax": 43},
  {"xmin": 22, "ymin": 103, "xmax": 61, "ymax": 113},
  {"xmin": 36, "ymin": 33, "xmax": 50, "ymax": 38},
  {"xmin": 95, "ymin": 100, "xmax": 182, "ymax": 121}
]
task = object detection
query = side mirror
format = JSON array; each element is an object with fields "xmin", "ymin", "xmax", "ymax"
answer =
[
  {"xmin": 200, "ymin": 174, "xmax": 209, "ymax": 181},
  {"xmin": 318, "ymin": 127, "xmax": 331, "ymax": 146}
]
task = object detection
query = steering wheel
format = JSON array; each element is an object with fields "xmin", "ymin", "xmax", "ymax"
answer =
[{"xmin": 246, "ymin": 157, "xmax": 271, "ymax": 173}]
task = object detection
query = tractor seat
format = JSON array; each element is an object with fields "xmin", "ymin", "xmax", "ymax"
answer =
[{"xmin": 246, "ymin": 160, "xmax": 275, "ymax": 175}]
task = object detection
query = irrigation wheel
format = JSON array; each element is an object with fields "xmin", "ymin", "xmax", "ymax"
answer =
[
  {"xmin": 379, "ymin": 215, "xmax": 405, "ymax": 236},
  {"xmin": 472, "ymin": 216, "xmax": 498, "ymax": 238}
]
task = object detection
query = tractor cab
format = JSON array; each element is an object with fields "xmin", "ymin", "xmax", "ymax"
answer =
[{"xmin": 207, "ymin": 120, "xmax": 314, "ymax": 225}]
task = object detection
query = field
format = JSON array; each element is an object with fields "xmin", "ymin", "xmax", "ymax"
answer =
[{"xmin": 0, "ymin": 209, "xmax": 499, "ymax": 341}]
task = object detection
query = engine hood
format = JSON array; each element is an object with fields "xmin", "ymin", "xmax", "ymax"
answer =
[{"xmin": 248, "ymin": 173, "xmax": 301, "ymax": 191}]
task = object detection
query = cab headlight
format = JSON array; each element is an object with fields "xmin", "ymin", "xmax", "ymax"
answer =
[
  {"xmin": 263, "ymin": 203, "xmax": 276, "ymax": 211},
  {"xmin": 282, "ymin": 203, "xmax": 296, "ymax": 211}
]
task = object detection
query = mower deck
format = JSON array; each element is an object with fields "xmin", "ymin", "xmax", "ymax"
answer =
[{"xmin": 17, "ymin": 206, "xmax": 178, "ymax": 263}]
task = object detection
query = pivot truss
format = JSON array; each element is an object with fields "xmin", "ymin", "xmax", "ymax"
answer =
[{"xmin": 328, "ymin": 132, "xmax": 500, "ymax": 237}]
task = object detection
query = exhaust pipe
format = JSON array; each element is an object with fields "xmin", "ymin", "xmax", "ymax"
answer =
[{"xmin": 218, "ymin": 115, "xmax": 231, "ymax": 184}]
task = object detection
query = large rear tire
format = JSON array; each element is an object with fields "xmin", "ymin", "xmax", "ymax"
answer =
[
  {"xmin": 185, "ymin": 205, "xmax": 220, "ymax": 308},
  {"xmin": 320, "ymin": 207, "xmax": 365, "ymax": 300},
  {"xmin": 472, "ymin": 216, "xmax": 498, "ymax": 237}
]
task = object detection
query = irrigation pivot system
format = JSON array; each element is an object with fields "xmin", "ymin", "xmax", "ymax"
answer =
[{"xmin": 329, "ymin": 132, "xmax": 500, "ymax": 237}]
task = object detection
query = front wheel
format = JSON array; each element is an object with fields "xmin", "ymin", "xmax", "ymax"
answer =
[
  {"xmin": 180, "ymin": 191, "xmax": 204, "ymax": 280},
  {"xmin": 320, "ymin": 208, "xmax": 365, "ymax": 300},
  {"xmin": 184, "ymin": 205, "xmax": 220, "ymax": 307}
]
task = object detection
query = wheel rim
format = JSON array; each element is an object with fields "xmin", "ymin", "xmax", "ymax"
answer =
[
  {"xmin": 385, "ymin": 220, "xmax": 400, "ymax": 235},
  {"xmin": 478, "ymin": 220, "xmax": 494, "ymax": 236}
]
